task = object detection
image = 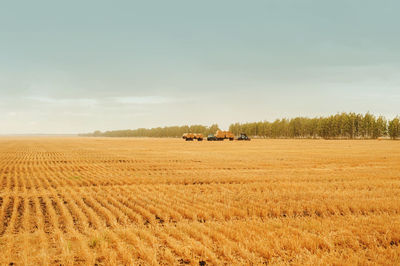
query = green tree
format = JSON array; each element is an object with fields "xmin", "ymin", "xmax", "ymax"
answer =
[
  {"xmin": 373, "ymin": 116, "xmax": 387, "ymax": 139},
  {"xmin": 207, "ymin": 124, "xmax": 220, "ymax": 135},
  {"xmin": 388, "ymin": 117, "xmax": 400, "ymax": 139}
]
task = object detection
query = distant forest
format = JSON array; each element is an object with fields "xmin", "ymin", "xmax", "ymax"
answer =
[{"xmin": 80, "ymin": 112, "xmax": 400, "ymax": 139}]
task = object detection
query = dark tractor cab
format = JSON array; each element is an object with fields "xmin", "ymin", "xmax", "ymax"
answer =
[
  {"xmin": 207, "ymin": 134, "xmax": 217, "ymax": 141},
  {"xmin": 237, "ymin": 133, "xmax": 250, "ymax": 141}
]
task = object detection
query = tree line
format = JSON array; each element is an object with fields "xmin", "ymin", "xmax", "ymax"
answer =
[
  {"xmin": 80, "ymin": 113, "xmax": 400, "ymax": 139},
  {"xmin": 230, "ymin": 113, "xmax": 400, "ymax": 139},
  {"xmin": 80, "ymin": 124, "xmax": 220, "ymax": 138}
]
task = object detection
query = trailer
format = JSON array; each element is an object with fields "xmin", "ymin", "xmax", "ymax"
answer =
[
  {"xmin": 182, "ymin": 133, "xmax": 203, "ymax": 141},
  {"xmin": 208, "ymin": 130, "xmax": 234, "ymax": 141}
]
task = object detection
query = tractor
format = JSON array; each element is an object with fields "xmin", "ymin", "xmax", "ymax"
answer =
[{"xmin": 237, "ymin": 133, "xmax": 250, "ymax": 141}]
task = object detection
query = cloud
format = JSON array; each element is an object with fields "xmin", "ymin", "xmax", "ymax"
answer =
[
  {"xmin": 26, "ymin": 96, "xmax": 97, "ymax": 106},
  {"xmin": 7, "ymin": 112, "xmax": 17, "ymax": 116},
  {"xmin": 24, "ymin": 95, "xmax": 186, "ymax": 106},
  {"xmin": 112, "ymin": 96, "xmax": 177, "ymax": 105}
]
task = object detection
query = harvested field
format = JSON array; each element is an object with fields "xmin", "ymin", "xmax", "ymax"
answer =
[{"xmin": 0, "ymin": 137, "xmax": 399, "ymax": 265}]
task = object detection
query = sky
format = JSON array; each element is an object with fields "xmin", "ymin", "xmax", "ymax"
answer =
[{"xmin": 1, "ymin": 0, "xmax": 399, "ymax": 134}]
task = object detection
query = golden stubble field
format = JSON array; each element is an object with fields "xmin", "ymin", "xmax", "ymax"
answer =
[{"xmin": 0, "ymin": 137, "xmax": 399, "ymax": 265}]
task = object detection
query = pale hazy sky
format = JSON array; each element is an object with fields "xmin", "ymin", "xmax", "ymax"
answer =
[{"xmin": 1, "ymin": 1, "xmax": 399, "ymax": 134}]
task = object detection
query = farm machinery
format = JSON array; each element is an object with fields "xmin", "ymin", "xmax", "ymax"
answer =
[
  {"xmin": 182, "ymin": 133, "xmax": 203, "ymax": 141},
  {"xmin": 183, "ymin": 131, "xmax": 250, "ymax": 141},
  {"xmin": 237, "ymin": 133, "xmax": 251, "ymax": 141},
  {"xmin": 212, "ymin": 130, "xmax": 235, "ymax": 141},
  {"xmin": 206, "ymin": 130, "xmax": 235, "ymax": 141}
]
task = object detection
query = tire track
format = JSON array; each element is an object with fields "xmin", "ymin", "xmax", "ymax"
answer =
[
  {"xmin": 0, "ymin": 196, "xmax": 14, "ymax": 236},
  {"xmin": 13, "ymin": 196, "xmax": 25, "ymax": 234}
]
